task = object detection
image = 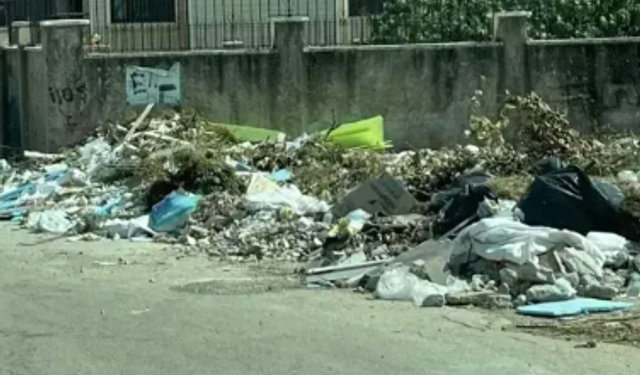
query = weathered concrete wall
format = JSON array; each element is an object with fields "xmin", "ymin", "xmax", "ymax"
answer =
[
  {"xmin": 84, "ymin": 50, "xmax": 277, "ymax": 131},
  {"xmin": 41, "ymin": 20, "xmax": 92, "ymax": 151},
  {"xmin": 306, "ymin": 44, "xmax": 501, "ymax": 148},
  {"xmin": 528, "ymin": 38, "xmax": 640, "ymax": 133},
  {"xmin": 5, "ymin": 14, "xmax": 640, "ymax": 153},
  {"xmin": 0, "ymin": 27, "xmax": 8, "ymax": 46},
  {"xmin": 84, "ymin": 43, "xmax": 501, "ymax": 149},
  {"xmin": 0, "ymin": 46, "xmax": 4, "ymax": 151},
  {"xmin": 3, "ymin": 47, "xmax": 21, "ymax": 153},
  {"xmin": 25, "ymin": 47, "xmax": 47, "ymax": 150}
]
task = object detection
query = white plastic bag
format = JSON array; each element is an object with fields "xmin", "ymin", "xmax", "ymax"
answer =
[
  {"xmin": 411, "ymin": 281, "xmax": 447, "ymax": 307},
  {"xmin": 0, "ymin": 159, "xmax": 10, "ymax": 173},
  {"xmin": 617, "ymin": 170, "xmax": 638, "ymax": 185},
  {"xmin": 587, "ymin": 231, "xmax": 629, "ymax": 266},
  {"xmin": 17, "ymin": 181, "xmax": 62, "ymax": 205},
  {"xmin": 376, "ymin": 266, "xmax": 419, "ymax": 301},
  {"xmin": 27, "ymin": 210, "xmax": 74, "ymax": 234},
  {"xmin": 78, "ymin": 138, "xmax": 115, "ymax": 180},
  {"xmin": 104, "ymin": 215, "xmax": 156, "ymax": 239},
  {"xmin": 246, "ymin": 184, "xmax": 329, "ymax": 215}
]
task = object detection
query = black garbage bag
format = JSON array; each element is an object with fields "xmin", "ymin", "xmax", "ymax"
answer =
[
  {"xmin": 517, "ymin": 165, "xmax": 623, "ymax": 236},
  {"xmin": 431, "ymin": 171, "xmax": 497, "ymax": 237},
  {"xmin": 529, "ymin": 156, "xmax": 567, "ymax": 176},
  {"xmin": 429, "ymin": 171, "xmax": 493, "ymax": 213}
]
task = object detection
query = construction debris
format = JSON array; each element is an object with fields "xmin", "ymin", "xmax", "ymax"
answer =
[{"xmin": 1, "ymin": 93, "xmax": 640, "ymax": 326}]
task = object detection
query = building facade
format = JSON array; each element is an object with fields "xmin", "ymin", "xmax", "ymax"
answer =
[{"xmin": 87, "ymin": 0, "xmax": 386, "ymax": 51}]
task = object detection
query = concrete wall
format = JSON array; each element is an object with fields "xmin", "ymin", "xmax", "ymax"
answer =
[
  {"xmin": 0, "ymin": 46, "xmax": 4, "ymax": 149},
  {"xmin": 2, "ymin": 46, "xmax": 48, "ymax": 152},
  {"xmin": 83, "ymin": 43, "xmax": 501, "ymax": 149},
  {"xmin": 2, "ymin": 47, "xmax": 22, "ymax": 153},
  {"xmin": 24, "ymin": 47, "xmax": 47, "ymax": 150},
  {"xmin": 528, "ymin": 38, "xmax": 640, "ymax": 133},
  {"xmin": 4, "ymin": 14, "xmax": 640, "ymax": 154},
  {"xmin": 0, "ymin": 27, "xmax": 8, "ymax": 46}
]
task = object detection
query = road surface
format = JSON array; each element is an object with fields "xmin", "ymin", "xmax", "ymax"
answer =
[{"xmin": 0, "ymin": 223, "xmax": 638, "ymax": 375}]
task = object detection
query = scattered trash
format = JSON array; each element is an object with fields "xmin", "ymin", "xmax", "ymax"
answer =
[
  {"xmin": 332, "ymin": 174, "xmax": 416, "ymax": 217},
  {"xmin": 149, "ymin": 190, "xmax": 200, "ymax": 233},
  {"xmin": 27, "ymin": 210, "xmax": 74, "ymax": 234},
  {"xmin": 0, "ymin": 159, "xmax": 10, "ymax": 173},
  {"xmin": 268, "ymin": 169, "xmax": 293, "ymax": 183},
  {"xmin": 246, "ymin": 184, "xmax": 329, "ymax": 215},
  {"xmin": 2, "ymin": 93, "xmax": 640, "ymax": 333},
  {"xmin": 517, "ymin": 166, "xmax": 624, "ymax": 236}
]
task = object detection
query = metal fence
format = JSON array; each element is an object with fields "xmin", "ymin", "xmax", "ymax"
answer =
[
  {"xmin": 6, "ymin": 0, "xmax": 637, "ymax": 52},
  {"xmin": 0, "ymin": 0, "xmax": 496, "ymax": 52},
  {"xmin": 87, "ymin": 0, "xmax": 382, "ymax": 52}
]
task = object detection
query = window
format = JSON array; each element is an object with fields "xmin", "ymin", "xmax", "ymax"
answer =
[
  {"xmin": 111, "ymin": 0, "xmax": 176, "ymax": 23},
  {"xmin": 349, "ymin": 0, "xmax": 386, "ymax": 17}
]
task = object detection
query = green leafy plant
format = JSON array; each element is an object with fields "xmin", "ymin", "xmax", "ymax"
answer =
[{"xmin": 370, "ymin": 0, "xmax": 640, "ymax": 44}]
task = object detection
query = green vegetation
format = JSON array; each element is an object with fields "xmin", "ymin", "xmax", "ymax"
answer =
[{"xmin": 370, "ymin": 0, "xmax": 640, "ymax": 44}]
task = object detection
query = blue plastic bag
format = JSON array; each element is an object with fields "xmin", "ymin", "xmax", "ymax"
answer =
[
  {"xmin": 0, "ymin": 183, "xmax": 35, "ymax": 202},
  {"xmin": 149, "ymin": 190, "xmax": 200, "ymax": 233}
]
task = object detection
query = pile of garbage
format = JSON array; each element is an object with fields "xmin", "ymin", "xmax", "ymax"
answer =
[{"xmin": 2, "ymin": 94, "xmax": 640, "ymax": 316}]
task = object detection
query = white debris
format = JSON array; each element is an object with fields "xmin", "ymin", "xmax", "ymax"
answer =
[
  {"xmin": 245, "ymin": 184, "xmax": 330, "ymax": 215},
  {"xmin": 27, "ymin": 210, "xmax": 74, "ymax": 234},
  {"xmin": 453, "ymin": 217, "xmax": 606, "ymax": 277},
  {"xmin": 375, "ymin": 266, "xmax": 469, "ymax": 308}
]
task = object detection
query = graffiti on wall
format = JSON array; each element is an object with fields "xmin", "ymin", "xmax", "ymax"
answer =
[
  {"xmin": 125, "ymin": 63, "xmax": 181, "ymax": 106},
  {"xmin": 48, "ymin": 72, "xmax": 88, "ymax": 130}
]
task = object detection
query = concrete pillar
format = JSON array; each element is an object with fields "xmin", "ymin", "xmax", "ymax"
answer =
[
  {"xmin": 494, "ymin": 11, "xmax": 530, "ymax": 96},
  {"xmin": 272, "ymin": 16, "xmax": 308, "ymax": 135},
  {"xmin": 40, "ymin": 19, "xmax": 89, "ymax": 152},
  {"xmin": 0, "ymin": 47, "xmax": 5, "ymax": 155}
]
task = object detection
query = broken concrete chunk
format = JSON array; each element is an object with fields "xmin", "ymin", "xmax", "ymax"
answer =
[
  {"xmin": 580, "ymin": 274, "xmax": 600, "ymax": 288},
  {"xmin": 513, "ymin": 294, "xmax": 527, "ymax": 307},
  {"xmin": 526, "ymin": 278, "xmax": 576, "ymax": 303},
  {"xmin": 581, "ymin": 284, "xmax": 618, "ymax": 300},
  {"xmin": 497, "ymin": 283, "xmax": 510, "ymax": 296},
  {"xmin": 558, "ymin": 272, "xmax": 580, "ymax": 288},
  {"xmin": 499, "ymin": 267, "xmax": 518, "ymax": 290},
  {"xmin": 486, "ymin": 294, "xmax": 513, "ymax": 309},
  {"xmin": 633, "ymin": 254, "xmax": 640, "ymax": 273},
  {"xmin": 537, "ymin": 251, "xmax": 566, "ymax": 273},
  {"xmin": 471, "ymin": 274, "xmax": 487, "ymax": 291},
  {"xmin": 516, "ymin": 262, "xmax": 555, "ymax": 284},
  {"xmin": 189, "ymin": 225, "xmax": 210, "ymax": 238},
  {"xmin": 602, "ymin": 269, "xmax": 625, "ymax": 291},
  {"xmin": 626, "ymin": 273, "xmax": 640, "ymax": 298},
  {"xmin": 445, "ymin": 290, "xmax": 496, "ymax": 306},
  {"xmin": 390, "ymin": 240, "xmax": 453, "ymax": 285},
  {"xmin": 409, "ymin": 259, "xmax": 430, "ymax": 280}
]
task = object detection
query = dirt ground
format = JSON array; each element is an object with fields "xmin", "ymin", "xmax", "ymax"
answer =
[{"xmin": 1, "ymin": 222, "xmax": 640, "ymax": 375}]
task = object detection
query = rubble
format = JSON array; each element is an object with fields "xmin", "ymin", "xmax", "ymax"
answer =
[{"xmin": 1, "ymin": 92, "xmax": 640, "ymax": 317}]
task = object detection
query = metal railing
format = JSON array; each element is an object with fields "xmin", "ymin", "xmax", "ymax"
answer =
[
  {"xmin": 90, "ymin": 0, "xmax": 362, "ymax": 52},
  {"xmin": 5, "ymin": 0, "xmax": 640, "ymax": 52}
]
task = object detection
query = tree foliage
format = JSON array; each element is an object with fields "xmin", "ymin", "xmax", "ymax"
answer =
[{"xmin": 370, "ymin": 0, "xmax": 640, "ymax": 44}]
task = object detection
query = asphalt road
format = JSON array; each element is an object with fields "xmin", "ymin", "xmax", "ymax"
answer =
[{"xmin": 0, "ymin": 223, "xmax": 639, "ymax": 375}]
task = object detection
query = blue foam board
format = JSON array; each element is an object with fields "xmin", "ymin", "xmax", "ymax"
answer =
[{"xmin": 517, "ymin": 298, "xmax": 634, "ymax": 317}]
